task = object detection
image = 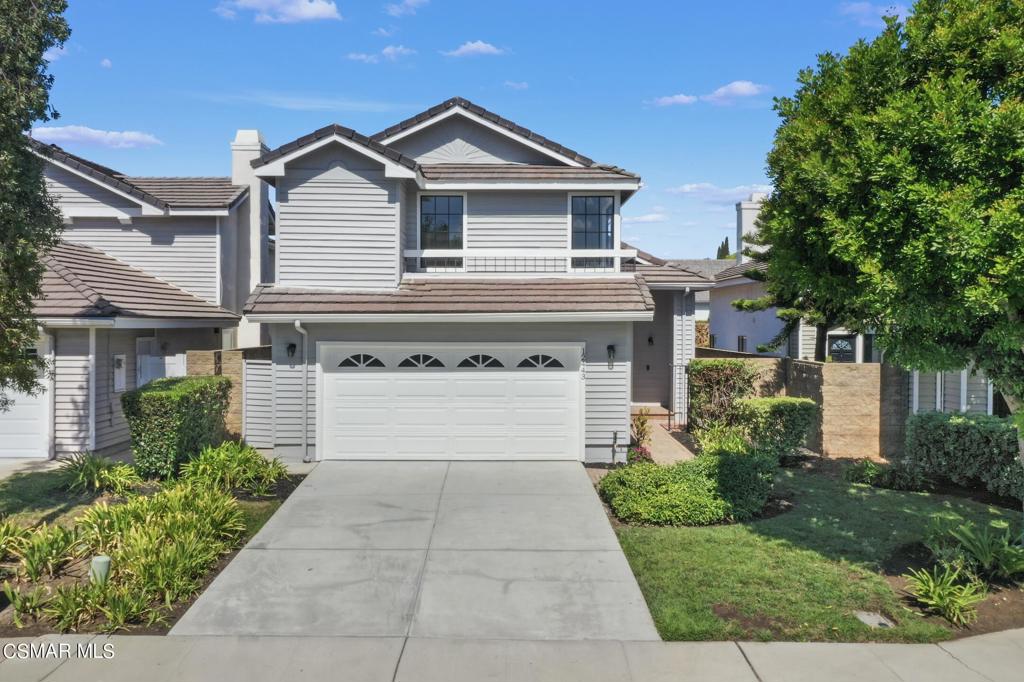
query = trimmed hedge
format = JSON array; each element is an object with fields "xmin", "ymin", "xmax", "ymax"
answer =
[
  {"xmin": 901, "ymin": 412, "xmax": 1023, "ymax": 501},
  {"xmin": 121, "ymin": 376, "xmax": 231, "ymax": 479},
  {"xmin": 687, "ymin": 359, "xmax": 760, "ymax": 431},
  {"xmin": 735, "ymin": 397, "xmax": 819, "ymax": 461},
  {"xmin": 598, "ymin": 454, "xmax": 776, "ymax": 526}
]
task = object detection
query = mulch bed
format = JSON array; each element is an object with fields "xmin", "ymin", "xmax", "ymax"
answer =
[{"xmin": 0, "ymin": 474, "xmax": 302, "ymax": 636}]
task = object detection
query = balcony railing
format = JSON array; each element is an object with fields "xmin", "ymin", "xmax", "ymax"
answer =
[{"xmin": 403, "ymin": 248, "xmax": 637, "ymax": 274}]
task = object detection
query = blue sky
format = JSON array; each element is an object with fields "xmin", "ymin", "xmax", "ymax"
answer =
[{"xmin": 37, "ymin": 0, "xmax": 903, "ymax": 259}]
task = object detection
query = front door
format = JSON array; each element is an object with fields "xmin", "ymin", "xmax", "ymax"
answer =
[{"xmin": 828, "ymin": 335, "xmax": 857, "ymax": 363}]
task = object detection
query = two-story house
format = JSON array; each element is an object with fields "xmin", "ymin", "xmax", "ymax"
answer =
[
  {"xmin": 242, "ymin": 97, "xmax": 710, "ymax": 463},
  {"xmin": 0, "ymin": 135, "xmax": 271, "ymax": 459}
]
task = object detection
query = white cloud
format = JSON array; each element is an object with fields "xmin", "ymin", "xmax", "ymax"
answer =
[
  {"xmin": 32, "ymin": 125, "xmax": 163, "ymax": 149},
  {"xmin": 195, "ymin": 90, "xmax": 405, "ymax": 112},
  {"xmin": 385, "ymin": 0, "xmax": 428, "ymax": 17},
  {"xmin": 667, "ymin": 182, "xmax": 771, "ymax": 204},
  {"xmin": 504, "ymin": 80, "xmax": 529, "ymax": 90},
  {"xmin": 623, "ymin": 212, "xmax": 668, "ymax": 224},
  {"xmin": 652, "ymin": 80, "xmax": 769, "ymax": 107},
  {"xmin": 701, "ymin": 80, "xmax": 769, "ymax": 104},
  {"xmin": 839, "ymin": 2, "xmax": 907, "ymax": 28},
  {"xmin": 348, "ymin": 45, "xmax": 415, "ymax": 64},
  {"xmin": 442, "ymin": 40, "xmax": 504, "ymax": 57},
  {"xmin": 373, "ymin": 26, "xmax": 396, "ymax": 36},
  {"xmin": 43, "ymin": 45, "xmax": 68, "ymax": 62},
  {"xmin": 100, "ymin": 58, "xmax": 112, "ymax": 68},
  {"xmin": 653, "ymin": 93, "xmax": 698, "ymax": 106},
  {"xmin": 215, "ymin": 0, "xmax": 341, "ymax": 23}
]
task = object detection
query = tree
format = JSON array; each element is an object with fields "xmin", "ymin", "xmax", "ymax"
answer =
[
  {"xmin": 0, "ymin": 1, "xmax": 69, "ymax": 410},
  {"xmin": 715, "ymin": 236, "xmax": 730, "ymax": 259},
  {"xmin": 755, "ymin": 0, "xmax": 1024, "ymax": 487}
]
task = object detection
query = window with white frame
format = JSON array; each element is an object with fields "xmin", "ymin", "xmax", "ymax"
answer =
[
  {"xmin": 420, "ymin": 195, "xmax": 464, "ymax": 249},
  {"xmin": 570, "ymin": 195, "xmax": 615, "ymax": 269}
]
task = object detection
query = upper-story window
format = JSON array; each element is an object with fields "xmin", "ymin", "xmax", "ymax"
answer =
[
  {"xmin": 420, "ymin": 195, "xmax": 464, "ymax": 249},
  {"xmin": 571, "ymin": 196, "xmax": 614, "ymax": 249}
]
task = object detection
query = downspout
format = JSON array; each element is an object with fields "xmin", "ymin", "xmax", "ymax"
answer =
[{"xmin": 294, "ymin": 320, "xmax": 311, "ymax": 463}]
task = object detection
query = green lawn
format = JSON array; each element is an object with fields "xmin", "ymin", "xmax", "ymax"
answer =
[{"xmin": 616, "ymin": 467, "xmax": 1014, "ymax": 642}]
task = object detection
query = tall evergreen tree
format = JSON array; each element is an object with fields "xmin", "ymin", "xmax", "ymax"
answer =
[{"xmin": 715, "ymin": 236, "xmax": 730, "ymax": 259}]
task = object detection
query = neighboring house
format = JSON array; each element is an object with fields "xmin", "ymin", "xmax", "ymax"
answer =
[
  {"xmin": 667, "ymin": 258, "xmax": 734, "ymax": 322},
  {"xmin": 241, "ymin": 97, "xmax": 710, "ymax": 463},
  {"xmin": 0, "ymin": 137, "xmax": 269, "ymax": 459},
  {"xmin": 709, "ymin": 193, "xmax": 878, "ymax": 362}
]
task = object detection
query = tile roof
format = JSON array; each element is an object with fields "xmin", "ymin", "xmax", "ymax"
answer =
[
  {"xmin": 120, "ymin": 177, "xmax": 247, "ymax": 209},
  {"xmin": 244, "ymin": 277, "xmax": 655, "ymax": 316},
  {"xmin": 251, "ymin": 123, "xmax": 420, "ymax": 171},
  {"xmin": 35, "ymin": 242, "xmax": 239, "ymax": 320},
  {"xmin": 420, "ymin": 164, "xmax": 638, "ymax": 181},
  {"xmin": 29, "ymin": 138, "xmax": 247, "ymax": 210},
  {"xmin": 371, "ymin": 97, "xmax": 597, "ymax": 167},
  {"xmin": 631, "ymin": 263, "xmax": 711, "ymax": 284},
  {"xmin": 668, "ymin": 259, "xmax": 735, "ymax": 280},
  {"xmin": 715, "ymin": 260, "xmax": 769, "ymax": 281}
]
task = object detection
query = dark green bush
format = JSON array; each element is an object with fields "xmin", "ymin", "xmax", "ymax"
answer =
[
  {"xmin": 121, "ymin": 376, "xmax": 231, "ymax": 479},
  {"xmin": 901, "ymin": 412, "xmax": 1022, "ymax": 501},
  {"xmin": 687, "ymin": 359, "xmax": 760, "ymax": 431},
  {"xmin": 181, "ymin": 441, "xmax": 289, "ymax": 496},
  {"xmin": 598, "ymin": 454, "xmax": 776, "ymax": 526},
  {"xmin": 735, "ymin": 397, "xmax": 818, "ymax": 461}
]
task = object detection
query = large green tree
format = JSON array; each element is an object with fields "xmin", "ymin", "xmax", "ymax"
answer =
[
  {"xmin": 755, "ymin": 0, "xmax": 1024, "ymax": 458},
  {"xmin": 0, "ymin": 0, "xmax": 68, "ymax": 410}
]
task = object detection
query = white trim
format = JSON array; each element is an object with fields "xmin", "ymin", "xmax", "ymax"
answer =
[
  {"xmin": 44, "ymin": 332, "xmax": 55, "ymax": 459},
  {"xmin": 253, "ymin": 134, "xmax": 418, "ymax": 180},
  {"xmin": 62, "ymin": 206, "xmax": 142, "ymax": 220},
  {"xmin": 645, "ymin": 283, "xmax": 714, "ymax": 290},
  {"xmin": 250, "ymin": 311, "xmax": 654, "ymax": 324},
  {"xmin": 215, "ymin": 216, "xmax": 223, "ymax": 306},
  {"xmin": 36, "ymin": 152, "xmax": 165, "ymax": 215},
  {"xmin": 854, "ymin": 334, "xmax": 864, "ymax": 364},
  {"xmin": 935, "ymin": 372, "xmax": 943, "ymax": 411},
  {"xmin": 402, "ymin": 272, "xmax": 640, "ymax": 281},
  {"xmin": 797, "ymin": 321, "xmax": 804, "ymax": 360},
  {"xmin": 566, "ymin": 192, "xmax": 622, "ymax": 272},
  {"xmin": 960, "ymin": 370, "xmax": 968, "ymax": 412},
  {"xmin": 911, "ymin": 371, "xmax": 920, "ymax": 414},
  {"xmin": 987, "ymin": 379, "xmax": 994, "ymax": 415},
  {"xmin": 420, "ymin": 180, "xmax": 639, "ymax": 191},
  {"xmin": 87, "ymin": 327, "xmax": 96, "ymax": 451},
  {"xmin": 166, "ymin": 208, "xmax": 231, "ymax": 217},
  {"xmin": 315, "ymin": 340, "xmax": 587, "ymax": 462},
  {"xmin": 376, "ymin": 106, "xmax": 586, "ymax": 168},
  {"xmin": 39, "ymin": 318, "xmax": 115, "ymax": 328},
  {"xmin": 110, "ymin": 318, "xmax": 238, "ymax": 329},
  {"xmin": 404, "ymin": 248, "xmax": 638, "ymax": 259}
]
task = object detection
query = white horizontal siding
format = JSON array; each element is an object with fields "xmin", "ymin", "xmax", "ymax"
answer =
[
  {"xmin": 94, "ymin": 330, "xmax": 142, "ymax": 451},
  {"xmin": 53, "ymin": 329, "xmax": 90, "ymax": 455},
  {"xmin": 62, "ymin": 217, "xmax": 219, "ymax": 303},
  {"xmin": 277, "ymin": 164, "xmax": 398, "ymax": 288},
  {"xmin": 243, "ymin": 359, "xmax": 274, "ymax": 448}
]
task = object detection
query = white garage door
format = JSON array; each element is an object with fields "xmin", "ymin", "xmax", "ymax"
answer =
[
  {"xmin": 0, "ymin": 338, "xmax": 51, "ymax": 459},
  {"xmin": 319, "ymin": 343, "xmax": 583, "ymax": 460}
]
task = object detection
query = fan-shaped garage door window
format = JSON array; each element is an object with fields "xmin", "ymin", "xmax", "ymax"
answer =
[
  {"xmin": 398, "ymin": 353, "xmax": 445, "ymax": 368},
  {"xmin": 517, "ymin": 354, "xmax": 564, "ymax": 368},
  {"xmin": 457, "ymin": 354, "xmax": 504, "ymax": 368},
  {"xmin": 338, "ymin": 353, "xmax": 385, "ymax": 368}
]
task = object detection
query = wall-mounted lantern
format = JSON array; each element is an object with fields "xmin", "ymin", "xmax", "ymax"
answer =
[
  {"xmin": 606, "ymin": 344, "xmax": 616, "ymax": 369},
  {"xmin": 648, "ymin": 335, "xmax": 654, "ymax": 346},
  {"xmin": 287, "ymin": 343, "xmax": 297, "ymax": 358}
]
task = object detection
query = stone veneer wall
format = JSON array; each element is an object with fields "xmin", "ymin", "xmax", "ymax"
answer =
[
  {"xmin": 186, "ymin": 348, "xmax": 255, "ymax": 439},
  {"xmin": 694, "ymin": 348, "xmax": 910, "ymax": 460}
]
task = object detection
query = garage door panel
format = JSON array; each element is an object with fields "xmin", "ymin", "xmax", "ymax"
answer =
[{"xmin": 320, "ymin": 344, "xmax": 582, "ymax": 460}]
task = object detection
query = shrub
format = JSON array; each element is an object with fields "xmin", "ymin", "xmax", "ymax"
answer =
[
  {"xmin": 2, "ymin": 582, "xmax": 49, "ymax": 628},
  {"xmin": 180, "ymin": 441, "xmax": 289, "ymax": 497},
  {"xmin": 904, "ymin": 565, "xmax": 987, "ymax": 626},
  {"xmin": 687, "ymin": 359, "xmax": 760, "ymax": 432},
  {"xmin": 901, "ymin": 412, "xmax": 1022, "ymax": 501},
  {"xmin": 627, "ymin": 445, "xmax": 653, "ymax": 464},
  {"xmin": 58, "ymin": 453, "xmax": 142, "ymax": 496},
  {"xmin": 926, "ymin": 520, "xmax": 1024, "ymax": 581},
  {"xmin": 694, "ymin": 422, "xmax": 750, "ymax": 457},
  {"xmin": 843, "ymin": 459, "xmax": 885, "ymax": 485},
  {"xmin": 0, "ymin": 519, "xmax": 30, "ymax": 561},
  {"xmin": 735, "ymin": 397, "xmax": 818, "ymax": 461},
  {"xmin": 598, "ymin": 454, "xmax": 776, "ymax": 526},
  {"xmin": 631, "ymin": 408, "xmax": 652, "ymax": 448},
  {"xmin": 121, "ymin": 376, "xmax": 231, "ymax": 479},
  {"xmin": 44, "ymin": 583, "xmax": 100, "ymax": 633},
  {"xmin": 15, "ymin": 524, "xmax": 80, "ymax": 581}
]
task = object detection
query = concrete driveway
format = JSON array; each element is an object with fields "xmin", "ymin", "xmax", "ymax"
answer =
[{"xmin": 171, "ymin": 461, "xmax": 658, "ymax": 641}]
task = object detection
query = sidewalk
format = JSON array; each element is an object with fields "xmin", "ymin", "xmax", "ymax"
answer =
[{"xmin": 2, "ymin": 629, "xmax": 1022, "ymax": 681}]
